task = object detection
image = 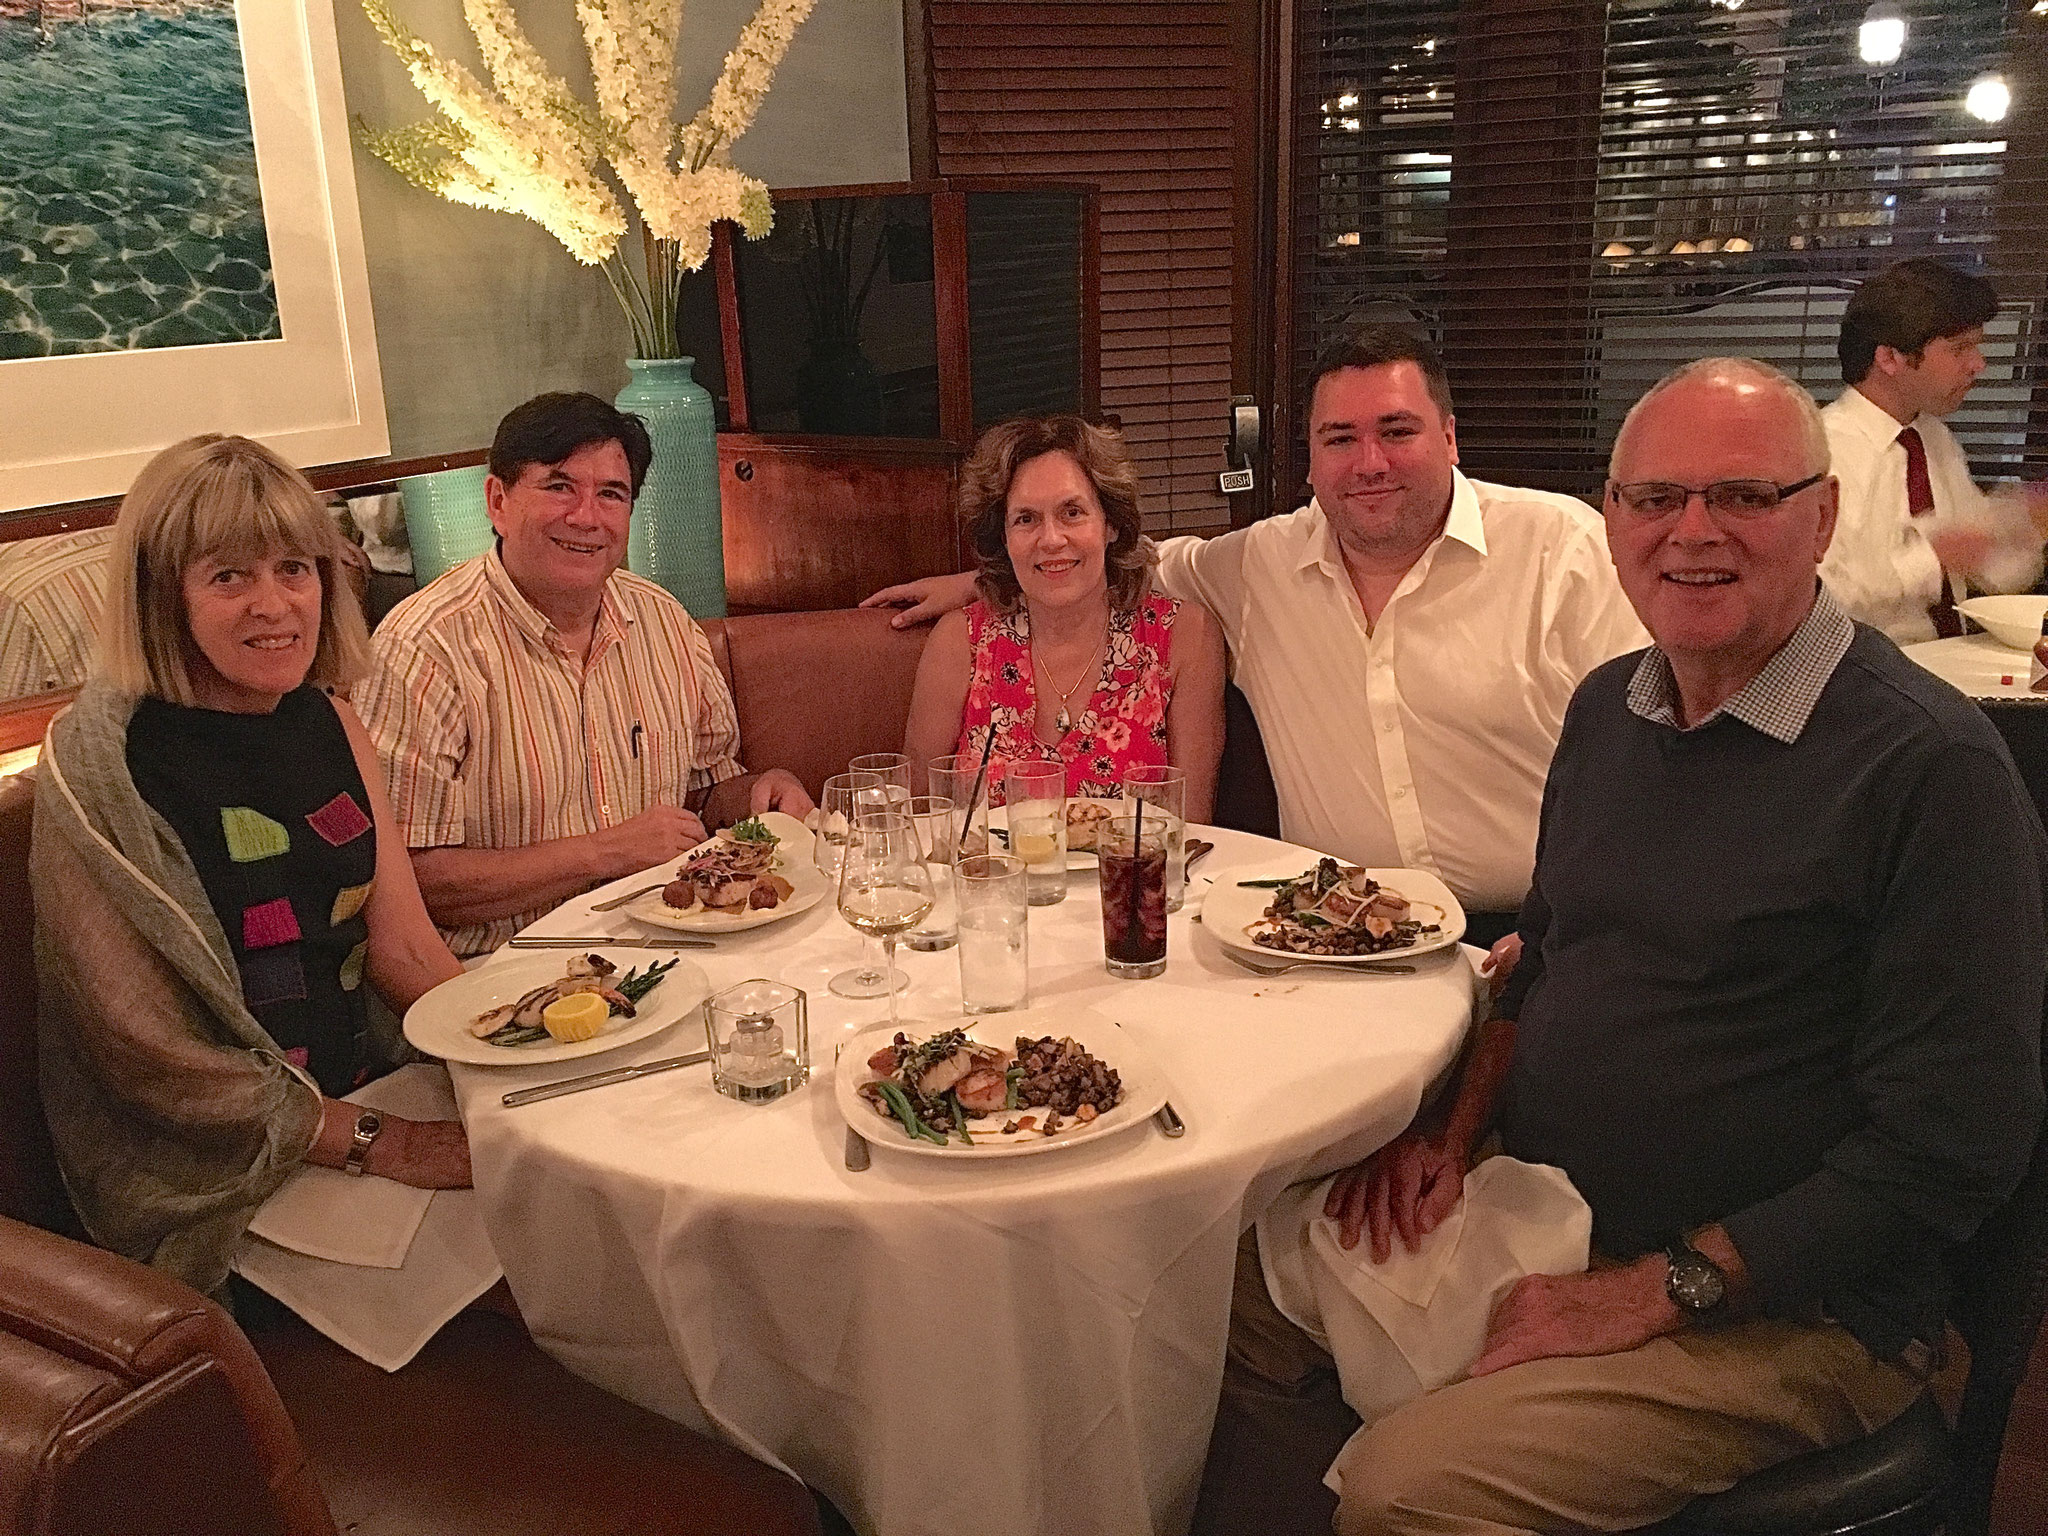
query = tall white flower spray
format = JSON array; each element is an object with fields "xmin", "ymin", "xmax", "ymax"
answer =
[{"xmin": 358, "ymin": 0, "xmax": 815, "ymax": 357}]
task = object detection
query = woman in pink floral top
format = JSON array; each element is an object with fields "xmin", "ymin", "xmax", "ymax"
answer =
[{"xmin": 904, "ymin": 416, "xmax": 1224, "ymax": 815}]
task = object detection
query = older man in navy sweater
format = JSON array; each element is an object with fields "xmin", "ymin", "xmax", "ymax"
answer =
[{"xmin": 1312, "ymin": 358, "xmax": 2047, "ymax": 1534}]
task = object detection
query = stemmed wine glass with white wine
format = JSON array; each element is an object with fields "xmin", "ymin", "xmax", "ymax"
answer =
[{"xmin": 836, "ymin": 810, "xmax": 934, "ymax": 1031}]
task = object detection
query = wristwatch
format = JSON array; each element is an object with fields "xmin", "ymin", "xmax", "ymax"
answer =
[
  {"xmin": 1663, "ymin": 1236, "xmax": 1728, "ymax": 1321},
  {"xmin": 343, "ymin": 1110, "xmax": 383, "ymax": 1177}
]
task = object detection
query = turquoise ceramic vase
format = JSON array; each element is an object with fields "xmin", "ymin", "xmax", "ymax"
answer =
[{"xmin": 617, "ymin": 356, "xmax": 726, "ymax": 619}]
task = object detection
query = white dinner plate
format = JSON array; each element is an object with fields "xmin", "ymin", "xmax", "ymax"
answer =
[
  {"xmin": 624, "ymin": 811, "xmax": 829, "ymax": 932},
  {"xmin": 988, "ymin": 797, "xmax": 1126, "ymax": 870},
  {"xmin": 1201, "ymin": 862, "xmax": 1467, "ymax": 963},
  {"xmin": 403, "ymin": 951, "xmax": 711, "ymax": 1067},
  {"xmin": 837, "ymin": 1007, "xmax": 1169, "ymax": 1159}
]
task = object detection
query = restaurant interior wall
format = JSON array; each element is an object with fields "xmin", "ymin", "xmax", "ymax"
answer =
[
  {"xmin": 333, "ymin": 0, "xmax": 913, "ymax": 462},
  {"xmin": 1282, "ymin": 0, "xmax": 2048, "ymax": 507}
]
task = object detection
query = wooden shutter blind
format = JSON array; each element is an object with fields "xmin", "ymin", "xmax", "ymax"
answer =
[
  {"xmin": 931, "ymin": 0, "xmax": 1237, "ymax": 534},
  {"xmin": 1293, "ymin": 0, "xmax": 2048, "ymax": 501}
]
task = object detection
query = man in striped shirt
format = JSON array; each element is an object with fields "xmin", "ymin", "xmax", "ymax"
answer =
[{"xmin": 357, "ymin": 393, "xmax": 812, "ymax": 956}]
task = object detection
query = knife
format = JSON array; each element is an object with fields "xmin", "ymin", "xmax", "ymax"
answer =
[
  {"xmin": 503, "ymin": 1048, "xmax": 712, "ymax": 1107},
  {"xmin": 508, "ymin": 935, "xmax": 715, "ymax": 950},
  {"xmin": 590, "ymin": 882, "xmax": 666, "ymax": 913},
  {"xmin": 1110, "ymin": 1018, "xmax": 1186, "ymax": 1139}
]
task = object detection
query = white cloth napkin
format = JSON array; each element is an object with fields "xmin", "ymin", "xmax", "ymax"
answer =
[
  {"xmin": 1257, "ymin": 1156, "xmax": 1591, "ymax": 1439},
  {"xmin": 245, "ymin": 1064, "xmax": 448, "ymax": 1267},
  {"xmin": 233, "ymin": 1064, "xmax": 504, "ymax": 1372}
]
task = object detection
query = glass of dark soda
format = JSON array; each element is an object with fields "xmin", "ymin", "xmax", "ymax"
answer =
[{"xmin": 1099, "ymin": 820, "xmax": 1169, "ymax": 978}]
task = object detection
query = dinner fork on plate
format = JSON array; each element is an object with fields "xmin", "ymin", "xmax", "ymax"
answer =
[{"xmin": 1223, "ymin": 951, "xmax": 1416, "ymax": 978}]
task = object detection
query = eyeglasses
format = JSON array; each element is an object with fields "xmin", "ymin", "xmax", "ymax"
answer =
[{"xmin": 1606, "ymin": 472, "xmax": 1827, "ymax": 520}]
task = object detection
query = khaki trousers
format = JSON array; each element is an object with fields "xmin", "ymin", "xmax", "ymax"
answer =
[{"xmin": 1225, "ymin": 1230, "xmax": 1927, "ymax": 1536}]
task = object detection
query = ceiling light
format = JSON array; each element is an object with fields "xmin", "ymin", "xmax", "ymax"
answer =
[
  {"xmin": 1860, "ymin": 2, "xmax": 1905, "ymax": 66},
  {"xmin": 1967, "ymin": 74, "xmax": 2011, "ymax": 121}
]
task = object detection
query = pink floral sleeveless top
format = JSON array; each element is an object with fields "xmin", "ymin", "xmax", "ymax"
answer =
[{"xmin": 956, "ymin": 594, "xmax": 1179, "ymax": 805}]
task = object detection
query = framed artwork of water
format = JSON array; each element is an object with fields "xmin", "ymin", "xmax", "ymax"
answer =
[{"xmin": 0, "ymin": 1, "xmax": 386, "ymax": 512}]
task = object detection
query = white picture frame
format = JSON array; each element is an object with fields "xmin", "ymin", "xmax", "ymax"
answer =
[{"xmin": 0, "ymin": 0, "xmax": 387, "ymax": 513}]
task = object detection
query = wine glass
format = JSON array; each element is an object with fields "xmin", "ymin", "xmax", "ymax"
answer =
[
  {"xmin": 836, "ymin": 811, "xmax": 934, "ymax": 1030},
  {"xmin": 818, "ymin": 772, "xmax": 901, "ymax": 999}
]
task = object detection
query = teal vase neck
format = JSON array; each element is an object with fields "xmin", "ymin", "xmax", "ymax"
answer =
[{"xmin": 625, "ymin": 356, "xmax": 698, "ymax": 382}]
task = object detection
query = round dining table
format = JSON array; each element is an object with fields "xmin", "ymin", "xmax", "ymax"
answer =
[{"xmin": 446, "ymin": 821, "xmax": 1479, "ymax": 1536}]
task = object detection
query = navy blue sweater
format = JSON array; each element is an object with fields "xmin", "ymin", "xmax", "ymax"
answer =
[{"xmin": 1498, "ymin": 627, "xmax": 2047, "ymax": 1355}]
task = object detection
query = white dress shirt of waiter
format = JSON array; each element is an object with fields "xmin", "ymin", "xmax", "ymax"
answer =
[
  {"xmin": 1820, "ymin": 257, "xmax": 2042, "ymax": 645},
  {"xmin": 865, "ymin": 326, "xmax": 1647, "ymax": 932},
  {"xmin": 357, "ymin": 392, "xmax": 812, "ymax": 956}
]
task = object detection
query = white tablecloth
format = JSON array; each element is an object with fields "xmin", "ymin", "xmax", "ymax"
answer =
[
  {"xmin": 449, "ymin": 825, "xmax": 1476, "ymax": 1536},
  {"xmin": 1903, "ymin": 632, "xmax": 2048, "ymax": 701}
]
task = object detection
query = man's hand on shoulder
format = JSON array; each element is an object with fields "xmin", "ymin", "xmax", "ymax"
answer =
[
  {"xmin": 593, "ymin": 803, "xmax": 708, "ymax": 878},
  {"xmin": 860, "ymin": 571, "xmax": 978, "ymax": 629},
  {"xmin": 749, "ymin": 769, "xmax": 815, "ymax": 818},
  {"xmin": 1467, "ymin": 1258, "xmax": 1681, "ymax": 1378},
  {"xmin": 1324, "ymin": 1128, "xmax": 1469, "ymax": 1263}
]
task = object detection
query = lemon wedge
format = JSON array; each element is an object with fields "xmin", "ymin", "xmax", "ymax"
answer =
[
  {"xmin": 1011, "ymin": 832, "xmax": 1059, "ymax": 863},
  {"xmin": 542, "ymin": 991, "xmax": 611, "ymax": 1042}
]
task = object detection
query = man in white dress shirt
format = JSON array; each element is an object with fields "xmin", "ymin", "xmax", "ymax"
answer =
[
  {"xmin": 1821, "ymin": 258, "xmax": 2041, "ymax": 644},
  {"xmin": 865, "ymin": 327, "xmax": 1647, "ymax": 946}
]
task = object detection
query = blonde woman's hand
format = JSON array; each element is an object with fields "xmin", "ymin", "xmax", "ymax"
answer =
[{"xmin": 374, "ymin": 1117, "xmax": 472, "ymax": 1189}]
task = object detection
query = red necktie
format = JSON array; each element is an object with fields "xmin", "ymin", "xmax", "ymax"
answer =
[{"xmin": 1899, "ymin": 426, "xmax": 1962, "ymax": 639}]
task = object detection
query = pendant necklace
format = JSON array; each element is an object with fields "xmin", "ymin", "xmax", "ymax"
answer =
[{"xmin": 1035, "ymin": 629, "xmax": 1106, "ymax": 735}]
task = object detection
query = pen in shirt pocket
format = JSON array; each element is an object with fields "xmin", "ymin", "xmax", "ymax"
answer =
[{"xmin": 630, "ymin": 722, "xmax": 644, "ymax": 759}]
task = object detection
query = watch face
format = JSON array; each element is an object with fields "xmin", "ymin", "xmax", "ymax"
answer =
[
  {"xmin": 1668, "ymin": 1253, "xmax": 1726, "ymax": 1313},
  {"xmin": 354, "ymin": 1111, "xmax": 382, "ymax": 1137}
]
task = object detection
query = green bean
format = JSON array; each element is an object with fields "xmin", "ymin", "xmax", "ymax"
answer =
[
  {"xmin": 1236, "ymin": 878, "xmax": 1291, "ymax": 888},
  {"xmin": 950, "ymin": 1091, "xmax": 975, "ymax": 1146},
  {"xmin": 875, "ymin": 1081, "xmax": 947, "ymax": 1145}
]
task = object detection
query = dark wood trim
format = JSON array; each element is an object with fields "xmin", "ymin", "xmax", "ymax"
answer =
[
  {"xmin": 1080, "ymin": 193, "xmax": 1103, "ymax": 423},
  {"xmin": 0, "ymin": 450, "xmax": 490, "ymax": 545},
  {"xmin": 902, "ymin": 0, "xmax": 939, "ymax": 182},
  {"xmin": 0, "ymin": 686, "xmax": 75, "ymax": 756},
  {"xmin": 1265, "ymin": 0, "xmax": 1301, "ymax": 517},
  {"xmin": 712, "ymin": 221, "xmax": 751, "ymax": 432},
  {"xmin": 767, "ymin": 178, "xmax": 1098, "ymax": 202},
  {"xmin": 931, "ymin": 190, "xmax": 975, "ymax": 446},
  {"xmin": 1236, "ymin": 0, "xmax": 1290, "ymax": 524},
  {"xmin": 718, "ymin": 431, "xmax": 963, "ymax": 464}
]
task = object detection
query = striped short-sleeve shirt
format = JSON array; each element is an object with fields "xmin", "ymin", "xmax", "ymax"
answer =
[
  {"xmin": 356, "ymin": 548, "xmax": 743, "ymax": 954},
  {"xmin": 0, "ymin": 526, "xmax": 113, "ymax": 699}
]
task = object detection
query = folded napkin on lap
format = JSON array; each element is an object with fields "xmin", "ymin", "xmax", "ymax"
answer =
[
  {"xmin": 1257, "ymin": 1155, "xmax": 1591, "ymax": 1442},
  {"xmin": 245, "ymin": 1062, "xmax": 451, "ymax": 1267},
  {"xmin": 234, "ymin": 1063, "xmax": 504, "ymax": 1371}
]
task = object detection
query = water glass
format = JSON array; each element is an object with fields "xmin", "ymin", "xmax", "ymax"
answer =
[
  {"xmin": 955, "ymin": 854, "xmax": 1030, "ymax": 1014},
  {"xmin": 930, "ymin": 751, "xmax": 994, "ymax": 858},
  {"xmin": 1123, "ymin": 765, "xmax": 1188, "ymax": 912},
  {"xmin": 904, "ymin": 795, "xmax": 959, "ymax": 951},
  {"xmin": 1098, "ymin": 819, "xmax": 1170, "ymax": 979},
  {"xmin": 849, "ymin": 753, "xmax": 912, "ymax": 819},
  {"xmin": 1004, "ymin": 760, "xmax": 1067, "ymax": 907}
]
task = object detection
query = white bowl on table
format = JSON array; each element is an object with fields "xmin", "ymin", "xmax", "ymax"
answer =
[{"xmin": 1958, "ymin": 595, "xmax": 2048, "ymax": 652}]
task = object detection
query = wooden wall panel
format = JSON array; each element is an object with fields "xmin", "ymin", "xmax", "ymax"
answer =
[
  {"xmin": 931, "ymin": 0, "xmax": 1240, "ymax": 537},
  {"xmin": 718, "ymin": 435, "xmax": 964, "ymax": 612}
]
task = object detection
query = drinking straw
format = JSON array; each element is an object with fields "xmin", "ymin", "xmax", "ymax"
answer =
[
  {"xmin": 957, "ymin": 725, "xmax": 998, "ymax": 856},
  {"xmin": 1127, "ymin": 795, "xmax": 1146, "ymax": 941}
]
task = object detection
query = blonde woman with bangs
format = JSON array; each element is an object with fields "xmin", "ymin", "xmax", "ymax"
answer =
[
  {"xmin": 34, "ymin": 435, "xmax": 469, "ymax": 1298},
  {"xmin": 903, "ymin": 415, "xmax": 1223, "ymax": 815}
]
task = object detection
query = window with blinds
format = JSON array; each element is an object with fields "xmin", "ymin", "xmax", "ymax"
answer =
[
  {"xmin": 1292, "ymin": 0, "xmax": 2048, "ymax": 502},
  {"xmin": 931, "ymin": 0, "xmax": 1239, "ymax": 534}
]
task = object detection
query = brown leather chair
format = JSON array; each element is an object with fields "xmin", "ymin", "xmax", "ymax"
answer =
[
  {"xmin": 704, "ymin": 607, "xmax": 929, "ymax": 799},
  {"xmin": 0, "ymin": 772, "xmax": 822, "ymax": 1536}
]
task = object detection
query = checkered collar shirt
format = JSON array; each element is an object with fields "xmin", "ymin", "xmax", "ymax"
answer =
[{"xmin": 1625, "ymin": 587, "xmax": 1856, "ymax": 745}]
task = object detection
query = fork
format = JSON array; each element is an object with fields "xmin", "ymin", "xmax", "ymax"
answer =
[{"xmin": 1223, "ymin": 951, "xmax": 1416, "ymax": 977}]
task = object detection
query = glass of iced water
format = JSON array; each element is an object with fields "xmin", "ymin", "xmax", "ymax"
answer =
[
  {"xmin": 904, "ymin": 795, "xmax": 959, "ymax": 951},
  {"xmin": 1004, "ymin": 760, "xmax": 1067, "ymax": 906},
  {"xmin": 1122, "ymin": 765, "xmax": 1188, "ymax": 912},
  {"xmin": 955, "ymin": 854, "xmax": 1030, "ymax": 1014}
]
